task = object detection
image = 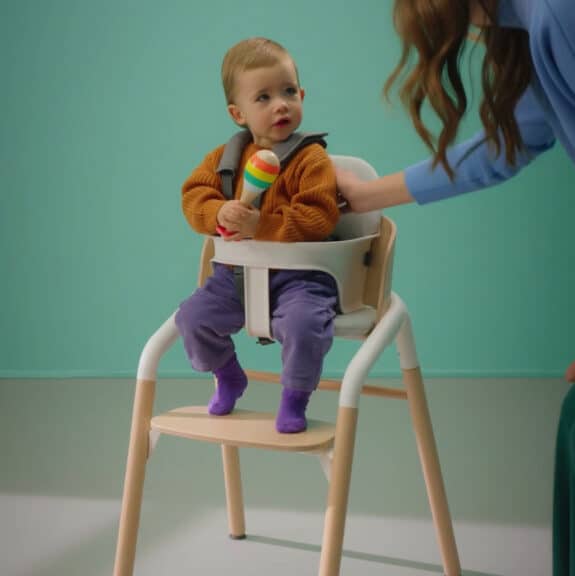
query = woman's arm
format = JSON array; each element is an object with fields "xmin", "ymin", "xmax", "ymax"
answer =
[
  {"xmin": 338, "ymin": 86, "xmax": 555, "ymax": 211},
  {"xmin": 405, "ymin": 87, "xmax": 555, "ymax": 204}
]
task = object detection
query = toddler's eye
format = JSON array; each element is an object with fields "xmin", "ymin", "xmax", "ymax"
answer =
[
  {"xmin": 256, "ymin": 93, "xmax": 270, "ymax": 102},
  {"xmin": 285, "ymin": 87, "xmax": 298, "ymax": 96}
]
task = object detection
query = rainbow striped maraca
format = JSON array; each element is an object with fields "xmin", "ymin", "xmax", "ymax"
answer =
[
  {"xmin": 217, "ymin": 149, "xmax": 280, "ymax": 237},
  {"xmin": 240, "ymin": 149, "xmax": 280, "ymax": 205}
]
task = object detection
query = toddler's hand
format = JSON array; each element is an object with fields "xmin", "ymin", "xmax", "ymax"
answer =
[
  {"xmin": 222, "ymin": 207, "xmax": 260, "ymax": 241},
  {"xmin": 216, "ymin": 200, "xmax": 260, "ymax": 241},
  {"xmin": 217, "ymin": 200, "xmax": 253, "ymax": 231}
]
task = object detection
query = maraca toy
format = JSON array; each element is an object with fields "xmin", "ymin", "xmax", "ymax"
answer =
[{"xmin": 216, "ymin": 149, "xmax": 280, "ymax": 238}]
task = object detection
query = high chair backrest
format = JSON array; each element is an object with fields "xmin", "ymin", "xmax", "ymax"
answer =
[
  {"xmin": 329, "ymin": 155, "xmax": 396, "ymax": 321},
  {"xmin": 330, "ymin": 155, "xmax": 381, "ymax": 240},
  {"xmin": 197, "ymin": 156, "xmax": 396, "ymax": 337}
]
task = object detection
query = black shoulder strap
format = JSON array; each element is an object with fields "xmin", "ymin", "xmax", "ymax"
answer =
[{"xmin": 216, "ymin": 131, "xmax": 328, "ymax": 201}]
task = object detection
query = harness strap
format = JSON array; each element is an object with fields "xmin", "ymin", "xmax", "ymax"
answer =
[
  {"xmin": 231, "ymin": 265, "xmax": 274, "ymax": 345},
  {"xmin": 217, "ymin": 130, "xmax": 328, "ymax": 206},
  {"xmin": 218, "ymin": 131, "xmax": 253, "ymax": 201}
]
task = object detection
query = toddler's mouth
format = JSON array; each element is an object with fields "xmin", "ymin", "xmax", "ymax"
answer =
[{"xmin": 273, "ymin": 118, "xmax": 290, "ymax": 127}]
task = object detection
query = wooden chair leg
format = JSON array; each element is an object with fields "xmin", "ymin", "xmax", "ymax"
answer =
[
  {"xmin": 221, "ymin": 444, "xmax": 246, "ymax": 538},
  {"xmin": 318, "ymin": 406, "xmax": 358, "ymax": 576},
  {"xmin": 403, "ymin": 367, "xmax": 461, "ymax": 576},
  {"xmin": 113, "ymin": 379, "xmax": 156, "ymax": 576}
]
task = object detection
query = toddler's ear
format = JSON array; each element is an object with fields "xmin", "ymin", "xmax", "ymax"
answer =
[
  {"xmin": 227, "ymin": 104, "xmax": 246, "ymax": 126},
  {"xmin": 299, "ymin": 88, "xmax": 305, "ymax": 101},
  {"xmin": 566, "ymin": 360, "xmax": 575, "ymax": 383}
]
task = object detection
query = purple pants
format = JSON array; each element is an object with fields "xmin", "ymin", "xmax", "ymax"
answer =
[{"xmin": 175, "ymin": 263, "xmax": 338, "ymax": 392}]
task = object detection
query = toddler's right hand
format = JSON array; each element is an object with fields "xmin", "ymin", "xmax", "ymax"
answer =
[{"xmin": 217, "ymin": 200, "xmax": 253, "ymax": 232}]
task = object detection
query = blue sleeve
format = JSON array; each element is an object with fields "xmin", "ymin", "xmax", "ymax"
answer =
[
  {"xmin": 527, "ymin": 0, "xmax": 575, "ymax": 161},
  {"xmin": 404, "ymin": 86, "xmax": 556, "ymax": 205}
]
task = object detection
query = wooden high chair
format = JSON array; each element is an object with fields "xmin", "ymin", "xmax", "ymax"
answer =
[{"xmin": 113, "ymin": 156, "xmax": 461, "ymax": 576}]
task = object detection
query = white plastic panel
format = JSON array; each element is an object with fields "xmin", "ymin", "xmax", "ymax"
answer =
[{"xmin": 212, "ymin": 234, "xmax": 377, "ymax": 315}]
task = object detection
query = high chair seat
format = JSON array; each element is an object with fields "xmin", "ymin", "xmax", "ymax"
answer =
[{"xmin": 333, "ymin": 306, "xmax": 377, "ymax": 337}]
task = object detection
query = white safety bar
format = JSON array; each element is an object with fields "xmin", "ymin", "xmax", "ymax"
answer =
[
  {"xmin": 137, "ymin": 311, "xmax": 180, "ymax": 381},
  {"xmin": 338, "ymin": 292, "xmax": 419, "ymax": 408}
]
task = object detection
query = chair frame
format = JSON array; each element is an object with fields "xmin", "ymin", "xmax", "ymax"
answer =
[{"xmin": 113, "ymin": 162, "xmax": 461, "ymax": 576}]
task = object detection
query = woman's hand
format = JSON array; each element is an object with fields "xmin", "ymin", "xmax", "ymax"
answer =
[
  {"xmin": 335, "ymin": 166, "xmax": 414, "ymax": 213},
  {"xmin": 335, "ymin": 168, "xmax": 373, "ymax": 212}
]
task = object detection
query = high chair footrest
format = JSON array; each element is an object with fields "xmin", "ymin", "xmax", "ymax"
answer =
[{"xmin": 151, "ymin": 406, "xmax": 336, "ymax": 452}]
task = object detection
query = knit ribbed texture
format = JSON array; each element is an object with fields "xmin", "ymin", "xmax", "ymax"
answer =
[{"xmin": 181, "ymin": 142, "xmax": 339, "ymax": 242}]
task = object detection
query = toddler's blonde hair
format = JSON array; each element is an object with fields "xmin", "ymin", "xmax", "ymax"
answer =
[{"xmin": 221, "ymin": 37, "xmax": 299, "ymax": 104}]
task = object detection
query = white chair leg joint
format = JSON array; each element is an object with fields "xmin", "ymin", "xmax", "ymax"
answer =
[
  {"xmin": 137, "ymin": 312, "xmax": 181, "ymax": 381},
  {"xmin": 339, "ymin": 292, "xmax": 407, "ymax": 408},
  {"xmin": 148, "ymin": 429, "xmax": 161, "ymax": 458},
  {"xmin": 318, "ymin": 449, "xmax": 334, "ymax": 481},
  {"xmin": 396, "ymin": 312, "xmax": 420, "ymax": 370}
]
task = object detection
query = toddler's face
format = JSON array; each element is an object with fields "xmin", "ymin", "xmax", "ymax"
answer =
[{"xmin": 228, "ymin": 56, "xmax": 304, "ymax": 149}]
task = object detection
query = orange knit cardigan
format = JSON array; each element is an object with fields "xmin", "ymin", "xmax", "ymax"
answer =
[{"xmin": 181, "ymin": 141, "xmax": 339, "ymax": 242}]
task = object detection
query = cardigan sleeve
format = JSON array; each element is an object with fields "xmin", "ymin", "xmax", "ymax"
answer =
[{"xmin": 181, "ymin": 145, "xmax": 227, "ymax": 235}]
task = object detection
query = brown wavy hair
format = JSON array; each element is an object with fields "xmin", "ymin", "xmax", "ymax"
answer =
[{"xmin": 385, "ymin": 0, "xmax": 532, "ymax": 177}]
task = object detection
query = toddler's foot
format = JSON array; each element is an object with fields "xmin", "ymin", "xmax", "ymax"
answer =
[
  {"xmin": 276, "ymin": 388, "xmax": 311, "ymax": 433},
  {"xmin": 209, "ymin": 354, "xmax": 248, "ymax": 415}
]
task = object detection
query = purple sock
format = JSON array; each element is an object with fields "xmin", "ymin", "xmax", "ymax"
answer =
[
  {"xmin": 209, "ymin": 354, "xmax": 248, "ymax": 415},
  {"xmin": 276, "ymin": 388, "xmax": 312, "ymax": 433}
]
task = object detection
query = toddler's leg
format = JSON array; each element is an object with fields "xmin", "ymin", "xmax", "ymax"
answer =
[
  {"xmin": 175, "ymin": 264, "xmax": 246, "ymax": 413},
  {"xmin": 271, "ymin": 271, "xmax": 338, "ymax": 433}
]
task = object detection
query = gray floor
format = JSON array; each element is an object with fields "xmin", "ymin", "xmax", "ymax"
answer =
[
  {"xmin": 1, "ymin": 494, "xmax": 550, "ymax": 575},
  {"xmin": 0, "ymin": 377, "xmax": 567, "ymax": 575}
]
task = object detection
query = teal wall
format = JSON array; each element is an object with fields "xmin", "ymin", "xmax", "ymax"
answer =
[{"xmin": 2, "ymin": 0, "xmax": 573, "ymax": 378}]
